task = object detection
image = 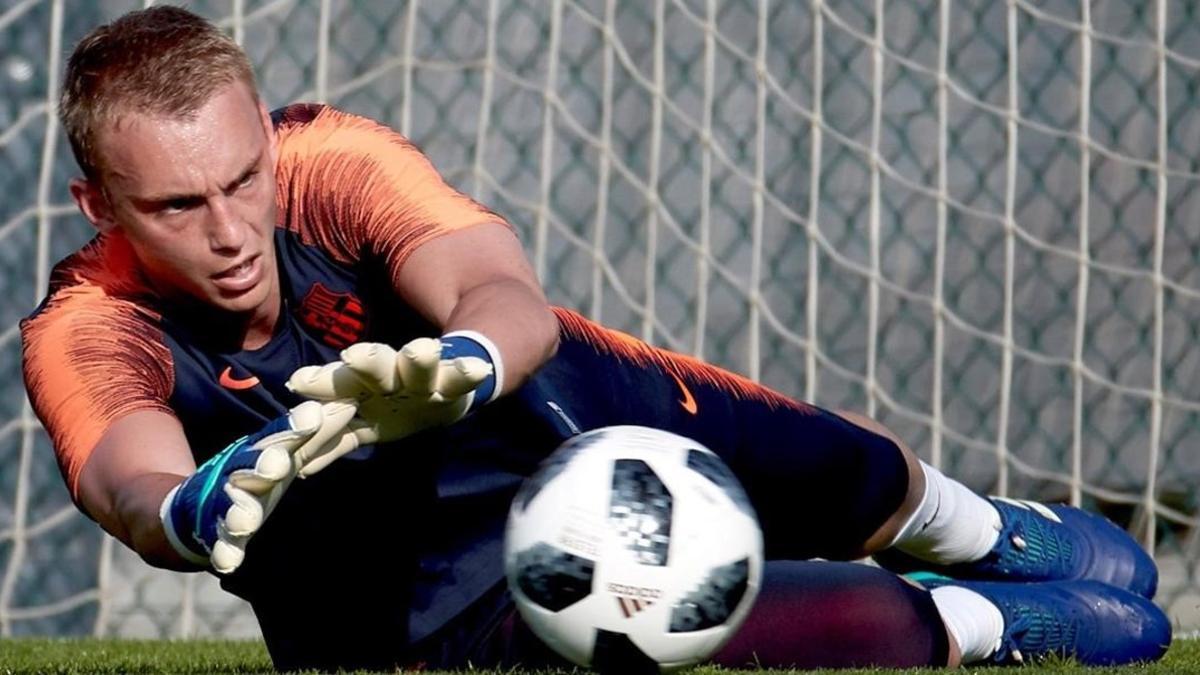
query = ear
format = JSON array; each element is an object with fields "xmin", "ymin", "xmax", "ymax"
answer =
[
  {"xmin": 258, "ymin": 100, "xmax": 278, "ymax": 167},
  {"xmin": 69, "ymin": 177, "xmax": 119, "ymax": 234}
]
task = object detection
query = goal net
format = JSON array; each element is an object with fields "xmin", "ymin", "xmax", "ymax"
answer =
[{"xmin": 1, "ymin": 0, "xmax": 1197, "ymax": 637}]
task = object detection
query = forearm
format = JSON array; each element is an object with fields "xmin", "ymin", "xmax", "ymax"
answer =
[
  {"xmin": 394, "ymin": 222, "xmax": 559, "ymax": 396},
  {"xmin": 442, "ymin": 277, "xmax": 559, "ymax": 395},
  {"xmin": 106, "ymin": 472, "xmax": 198, "ymax": 571}
]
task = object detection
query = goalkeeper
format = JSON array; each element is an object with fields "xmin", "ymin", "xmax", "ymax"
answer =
[{"xmin": 23, "ymin": 6, "xmax": 1169, "ymax": 672}]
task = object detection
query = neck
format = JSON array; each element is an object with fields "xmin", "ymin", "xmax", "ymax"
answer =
[
  {"xmin": 241, "ymin": 270, "xmax": 282, "ymax": 350},
  {"xmin": 155, "ymin": 281, "xmax": 282, "ymax": 352},
  {"xmin": 240, "ymin": 303, "xmax": 279, "ymax": 350}
]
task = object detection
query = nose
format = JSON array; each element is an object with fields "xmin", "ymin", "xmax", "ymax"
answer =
[{"xmin": 207, "ymin": 197, "xmax": 248, "ymax": 253}]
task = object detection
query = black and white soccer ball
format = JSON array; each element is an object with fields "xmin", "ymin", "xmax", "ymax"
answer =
[{"xmin": 504, "ymin": 425, "xmax": 764, "ymax": 672}]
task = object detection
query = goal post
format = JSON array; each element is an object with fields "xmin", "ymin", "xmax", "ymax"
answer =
[{"xmin": 1, "ymin": 0, "xmax": 1197, "ymax": 637}]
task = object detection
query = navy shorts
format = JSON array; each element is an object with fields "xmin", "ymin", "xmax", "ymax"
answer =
[{"xmin": 523, "ymin": 331, "xmax": 912, "ymax": 560}]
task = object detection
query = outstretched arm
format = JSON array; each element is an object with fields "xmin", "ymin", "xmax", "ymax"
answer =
[
  {"xmin": 273, "ymin": 106, "xmax": 558, "ymax": 396},
  {"xmin": 286, "ymin": 223, "xmax": 558, "ymax": 476},
  {"xmin": 394, "ymin": 221, "xmax": 559, "ymax": 396},
  {"xmin": 77, "ymin": 402, "xmax": 355, "ymax": 572},
  {"xmin": 78, "ymin": 410, "xmax": 197, "ymax": 569}
]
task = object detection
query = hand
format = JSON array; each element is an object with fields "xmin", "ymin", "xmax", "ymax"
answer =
[
  {"xmin": 160, "ymin": 400, "xmax": 356, "ymax": 573},
  {"xmin": 285, "ymin": 337, "xmax": 493, "ymax": 477}
]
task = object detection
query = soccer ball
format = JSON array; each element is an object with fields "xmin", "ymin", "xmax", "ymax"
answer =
[{"xmin": 504, "ymin": 425, "xmax": 764, "ymax": 672}]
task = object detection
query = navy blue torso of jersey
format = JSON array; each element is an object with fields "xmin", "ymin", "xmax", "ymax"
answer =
[
  {"xmin": 156, "ymin": 229, "xmax": 581, "ymax": 644},
  {"xmin": 151, "ymin": 229, "xmax": 909, "ymax": 657},
  {"xmin": 163, "ymin": 228, "xmax": 435, "ymax": 451}
]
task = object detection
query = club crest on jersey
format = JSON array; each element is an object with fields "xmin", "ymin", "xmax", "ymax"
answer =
[{"xmin": 298, "ymin": 282, "xmax": 367, "ymax": 349}]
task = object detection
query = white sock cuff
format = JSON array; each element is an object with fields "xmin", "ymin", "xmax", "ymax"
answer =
[
  {"xmin": 890, "ymin": 461, "xmax": 1001, "ymax": 564},
  {"xmin": 930, "ymin": 585, "xmax": 1004, "ymax": 664},
  {"xmin": 890, "ymin": 460, "xmax": 936, "ymax": 547}
]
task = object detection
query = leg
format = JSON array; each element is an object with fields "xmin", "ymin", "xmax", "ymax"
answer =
[
  {"xmin": 487, "ymin": 563, "xmax": 1169, "ymax": 669},
  {"xmin": 711, "ymin": 561, "xmax": 953, "ymax": 669},
  {"xmin": 535, "ymin": 328, "xmax": 924, "ymax": 560},
  {"xmin": 541, "ymin": 316, "xmax": 1156, "ymax": 591},
  {"xmin": 488, "ymin": 561, "xmax": 956, "ymax": 670},
  {"xmin": 831, "ymin": 410, "xmax": 926, "ymax": 553}
]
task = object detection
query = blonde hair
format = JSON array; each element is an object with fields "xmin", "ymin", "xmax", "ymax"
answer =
[{"xmin": 60, "ymin": 5, "xmax": 258, "ymax": 180}]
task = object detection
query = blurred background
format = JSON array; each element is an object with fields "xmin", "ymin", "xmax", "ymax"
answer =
[{"xmin": 1, "ymin": 0, "xmax": 1198, "ymax": 637}]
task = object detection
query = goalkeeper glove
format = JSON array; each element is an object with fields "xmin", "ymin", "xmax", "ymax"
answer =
[
  {"xmin": 160, "ymin": 399, "xmax": 356, "ymax": 573},
  {"xmin": 284, "ymin": 331, "xmax": 500, "ymax": 476}
]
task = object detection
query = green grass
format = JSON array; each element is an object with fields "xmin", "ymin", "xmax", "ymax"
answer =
[{"xmin": 0, "ymin": 637, "xmax": 1196, "ymax": 674}]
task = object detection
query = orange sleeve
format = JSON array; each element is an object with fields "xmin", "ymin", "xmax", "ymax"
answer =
[
  {"xmin": 273, "ymin": 104, "xmax": 508, "ymax": 282},
  {"xmin": 21, "ymin": 243, "xmax": 174, "ymax": 498}
]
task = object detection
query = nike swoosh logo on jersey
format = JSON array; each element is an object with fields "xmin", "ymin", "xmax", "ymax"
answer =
[
  {"xmin": 219, "ymin": 366, "xmax": 260, "ymax": 390},
  {"xmin": 670, "ymin": 372, "xmax": 698, "ymax": 415}
]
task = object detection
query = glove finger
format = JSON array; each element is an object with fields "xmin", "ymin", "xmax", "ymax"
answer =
[
  {"xmin": 227, "ymin": 448, "xmax": 290, "ymax": 495},
  {"xmin": 347, "ymin": 417, "xmax": 383, "ymax": 446},
  {"xmin": 285, "ymin": 364, "xmax": 341, "ymax": 400},
  {"xmin": 342, "ymin": 342, "xmax": 400, "ymax": 393},
  {"xmin": 437, "ymin": 356, "xmax": 493, "ymax": 398},
  {"xmin": 290, "ymin": 400, "xmax": 358, "ymax": 465},
  {"xmin": 287, "ymin": 363, "xmax": 373, "ymax": 402},
  {"xmin": 296, "ymin": 431, "xmax": 360, "ymax": 478},
  {"xmin": 396, "ymin": 337, "xmax": 442, "ymax": 396},
  {"xmin": 293, "ymin": 398, "xmax": 360, "ymax": 474},
  {"xmin": 259, "ymin": 479, "xmax": 290, "ymax": 518},
  {"xmin": 222, "ymin": 484, "xmax": 265, "ymax": 537},
  {"xmin": 255, "ymin": 445, "xmax": 294, "ymax": 483},
  {"xmin": 248, "ymin": 400, "xmax": 326, "ymax": 452},
  {"xmin": 290, "ymin": 401, "xmax": 355, "ymax": 470},
  {"xmin": 211, "ymin": 537, "xmax": 246, "ymax": 574},
  {"xmin": 226, "ymin": 470, "xmax": 276, "ymax": 496}
]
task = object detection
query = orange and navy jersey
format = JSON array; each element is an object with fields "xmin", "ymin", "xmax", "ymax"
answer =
[
  {"xmin": 21, "ymin": 103, "xmax": 505, "ymax": 497},
  {"xmin": 20, "ymin": 103, "xmax": 900, "ymax": 652}
]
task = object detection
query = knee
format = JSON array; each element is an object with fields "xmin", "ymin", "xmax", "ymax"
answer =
[
  {"xmin": 714, "ymin": 562, "xmax": 949, "ymax": 669},
  {"xmin": 832, "ymin": 410, "xmax": 926, "ymax": 555}
]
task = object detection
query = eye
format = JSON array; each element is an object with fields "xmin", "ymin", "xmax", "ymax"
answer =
[
  {"xmin": 237, "ymin": 171, "xmax": 257, "ymax": 189},
  {"xmin": 162, "ymin": 198, "xmax": 199, "ymax": 215}
]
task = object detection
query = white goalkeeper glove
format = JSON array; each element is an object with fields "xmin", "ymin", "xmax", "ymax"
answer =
[
  {"xmin": 285, "ymin": 332, "xmax": 501, "ymax": 477},
  {"xmin": 160, "ymin": 399, "xmax": 357, "ymax": 573}
]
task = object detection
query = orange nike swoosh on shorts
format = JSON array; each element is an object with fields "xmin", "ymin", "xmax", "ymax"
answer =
[
  {"xmin": 670, "ymin": 372, "xmax": 698, "ymax": 415},
  {"xmin": 219, "ymin": 366, "xmax": 261, "ymax": 390}
]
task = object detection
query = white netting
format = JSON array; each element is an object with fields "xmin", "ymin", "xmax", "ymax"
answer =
[{"xmin": 1, "ymin": 0, "xmax": 1198, "ymax": 637}]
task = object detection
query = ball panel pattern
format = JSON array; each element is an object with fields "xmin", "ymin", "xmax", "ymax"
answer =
[
  {"xmin": 513, "ymin": 432, "xmax": 602, "ymax": 512},
  {"xmin": 686, "ymin": 448, "xmax": 755, "ymax": 518},
  {"xmin": 669, "ymin": 558, "xmax": 750, "ymax": 633},
  {"xmin": 514, "ymin": 542, "xmax": 595, "ymax": 611},
  {"xmin": 609, "ymin": 459, "xmax": 672, "ymax": 566},
  {"xmin": 592, "ymin": 629, "xmax": 660, "ymax": 675}
]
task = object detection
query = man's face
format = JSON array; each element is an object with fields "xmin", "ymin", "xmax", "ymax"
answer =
[{"xmin": 89, "ymin": 80, "xmax": 279, "ymax": 316}]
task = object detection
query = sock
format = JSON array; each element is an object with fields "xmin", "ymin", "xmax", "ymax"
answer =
[
  {"xmin": 891, "ymin": 461, "xmax": 1002, "ymax": 564},
  {"xmin": 929, "ymin": 585, "xmax": 1005, "ymax": 664}
]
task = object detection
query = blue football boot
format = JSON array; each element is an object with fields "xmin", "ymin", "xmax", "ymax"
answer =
[
  {"xmin": 909, "ymin": 573, "xmax": 1171, "ymax": 666},
  {"xmin": 875, "ymin": 497, "xmax": 1158, "ymax": 598}
]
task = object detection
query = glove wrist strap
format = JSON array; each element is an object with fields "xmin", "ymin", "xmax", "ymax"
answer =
[
  {"xmin": 159, "ymin": 484, "xmax": 211, "ymax": 567},
  {"xmin": 440, "ymin": 330, "xmax": 503, "ymax": 409}
]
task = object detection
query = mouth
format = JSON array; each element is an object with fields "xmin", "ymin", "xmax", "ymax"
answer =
[{"xmin": 211, "ymin": 254, "xmax": 263, "ymax": 294}]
